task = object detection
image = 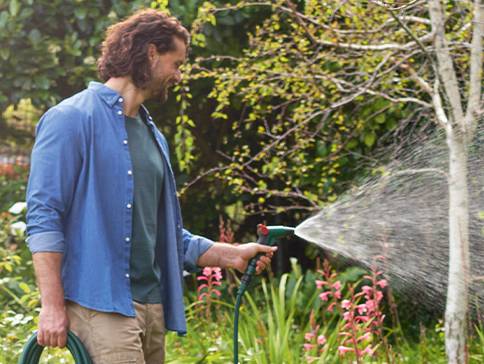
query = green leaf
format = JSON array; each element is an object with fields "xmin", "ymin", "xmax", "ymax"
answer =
[
  {"xmin": 375, "ymin": 114, "xmax": 385, "ymax": 124},
  {"xmin": 0, "ymin": 11, "xmax": 9, "ymax": 28},
  {"xmin": 19, "ymin": 282, "xmax": 31, "ymax": 294},
  {"xmin": 0, "ymin": 48, "xmax": 10, "ymax": 61},
  {"xmin": 28, "ymin": 29, "xmax": 41, "ymax": 45},
  {"xmin": 346, "ymin": 139, "xmax": 358, "ymax": 150},
  {"xmin": 74, "ymin": 8, "xmax": 87, "ymax": 20},
  {"xmin": 364, "ymin": 132, "xmax": 376, "ymax": 147},
  {"xmin": 386, "ymin": 118, "xmax": 397, "ymax": 130},
  {"xmin": 9, "ymin": 0, "xmax": 20, "ymax": 16}
]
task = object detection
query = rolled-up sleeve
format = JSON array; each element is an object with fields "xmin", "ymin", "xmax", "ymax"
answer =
[
  {"xmin": 26, "ymin": 105, "xmax": 84, "ymax": 253},
  {"xmin": 182, "ymin": 229, "xmax": 214, "ymax": 272}
]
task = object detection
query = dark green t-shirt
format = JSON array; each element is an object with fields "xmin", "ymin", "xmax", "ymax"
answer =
[{"xmin": 125, "ymin": 113, "xmax": 164, "ymax": 303}]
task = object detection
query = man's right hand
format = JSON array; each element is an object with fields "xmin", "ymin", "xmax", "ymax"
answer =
[{"xmin": 37, "ymin": 304, "xmax": 69, "ymax": 348}]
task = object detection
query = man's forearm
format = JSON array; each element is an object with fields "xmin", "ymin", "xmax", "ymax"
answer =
[
  {"xmin": 196, "ymin": 242, "xmax": 277, "ymax": 273},
  {"xmin": 32, "ymin": 252, "xmax": 65, "ymax": 307},
  {"xmin": 197, "ymin": 242, "xmax": 237, "ymax": 268}
]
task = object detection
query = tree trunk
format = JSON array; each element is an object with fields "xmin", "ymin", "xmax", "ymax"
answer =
[{"xmin": 445, "ymin": 129, "xmax": 470, "ymax": 364}]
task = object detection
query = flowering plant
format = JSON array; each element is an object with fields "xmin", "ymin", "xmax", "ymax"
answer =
[
  {"xmin": 196, "ymin": 266, "xmax": 223, "ymax": 320},
  {"xmin": 303, "ymin": 310, "xmax": 327, "ymax": 363},
  {"xmin": 195, "ymin": 216, "xmax": 233, "ymax": 319},
  {"xmin": 306, "ymin": 259, "xmax": 390, "ymax": 363}
]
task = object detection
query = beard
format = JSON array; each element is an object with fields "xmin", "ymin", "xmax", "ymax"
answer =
[
  {"xmin": 147, "ymin": 77, "xmax": 171, "ymax": 104},
  {"xmin": 158, "ymin": 87, "xmax": 169, "ymax": 104}
]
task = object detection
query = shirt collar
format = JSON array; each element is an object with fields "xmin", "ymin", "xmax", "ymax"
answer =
[
  {"xmin": 88, "ymin": 81, "xmax": 122, "ymax": 107},
  {"xmin": 139, "ymin": 104, "xmax": 154, "ymax": 126},
  {"xmin": 88, "ymin": 81, "xmax": 155, "ymax": 123}
]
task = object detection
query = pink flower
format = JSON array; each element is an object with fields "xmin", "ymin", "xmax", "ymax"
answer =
[
  {"xmin": 355, "ymin": 315, "xmax": 370, "ymax": 323},
  {"xmin": 363, "ymin": 345, "xmax": 376, "ymax": 356},
  {"xmin": 213, "ymin": 269, "xmax": 223, "ymax": 281},
  {"xmin": 319, "ymin": 291, "xmax": 331, "ymax": 301},
  {"xmin": 304, "ymin": 343, "xmax": 315, "ymax": 351},
  {"xmin": 343, "ymin": 311, "xmax": 353, "ymax": 321},
  {"xmin": 341, "ymin": 299, "xmax": 351, "ymax": 309},
  {"xmin": 197, "ymin": 266, "xmax": 223, "ymax": 303},
  {"xmin": 202, "ymin": 267, "xmax": 213, "ymax": 276},
  {"xmin": 365, "ymin": 300, "xmax": 376, "ymax": 312},
  {"xmin": 362, "ymin": 285, "xmax": 372, "ymax": 296},
  {"xmin": 357, "ymin": 332, "xmax": 372, "ymax": 342},
  {"xmin": 334, "ymin": 290, "xmax": 342, "ymax": 299},
  {"xmin": 357, "ymin": 304, "xmax": 367, "ymax": 314},
  {"xmin": 327, "ymin": 302, "xmax": 336, "ymax": 312},
  {"xmin": 317, "ymin": 335, "xmax": 326, "ymax": 345},
  {"xmin": 197, "ymin": 284, "xmax": 208, "ymax": 294},
  {"xmin": 338, "ymin": 346, "xmax": 354, "ymax": 355},
  {"xmin": 377, "ymin": 279, "xmax": 388, "ymax": 288},
  {"xmin": 316, "ymin": 280, "xmax": 327, "ymax": 289},
  {"xmin": 211, "ymin": 289, "xmax": 221, "ymax": 297},
  {"xmin": 332, "ymin": 281, "xmax": 342, "ymax": 290},
  {"xmin": 375, "ymin": 291, "xmax": 383, "ymax": 302},
  {"xmin": 305, "ymin": 332, "xmax": 315, "ymax": 341}
]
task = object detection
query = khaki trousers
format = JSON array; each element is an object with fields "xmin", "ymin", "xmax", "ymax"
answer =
[{"xmin": 66, "ymin": 300, "xmax": 165, "ymax": 364}]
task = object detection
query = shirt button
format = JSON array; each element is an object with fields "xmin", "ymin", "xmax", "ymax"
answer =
[
  {"xmin": 125, "ymin": 273, "xmax": 130, "ymax": 278},
  {"xmin": 123, "ymin": 140, "xmax": 128, "ymax": 145},
  {"xmin": 127, "ymin": 203, "xmax": 132, "ymax": 209},
  {"xmin": 117, "ymin": 110, "xmax": 123, "ymax": 115},
  {"xmin": 128, "ymin": 170, "xmax": 132, "ymax": 175},
  {"xmin": 118, "ymin": 97, "xmax": 124, "ymax": 103},
  {"xmin": 125, "ymin": 237, "xmax": 130, "ymax": 242}
]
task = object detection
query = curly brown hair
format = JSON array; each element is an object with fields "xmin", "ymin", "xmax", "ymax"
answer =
[{"xmin": 97, "ymin": 9, "xmax": 190, "ymax": 88}]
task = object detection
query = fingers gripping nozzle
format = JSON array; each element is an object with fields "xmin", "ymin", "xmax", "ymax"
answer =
[{"xmin": 238, "ymin": 224, "xmax": 295, "ymax": 294}]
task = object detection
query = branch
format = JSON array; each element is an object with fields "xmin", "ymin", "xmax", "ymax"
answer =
[
  {"xmin": 315, "ymin": 73, "xmax": 432, "ymax": 108},
  {"xmin": 284, "ymin": 0, "xmax": 318, "ymax": 45},
  {"xmin": 399, "ymin": 63, "xmax": 433, "ymax": 95},
  {"xmin": 465, "ymin": 0, "xmax": 483, "ymax": 136},
  {"xmin": 369, "ymin": 0, "xmax": 426, "ymax": 11},
  {"xmin": 179, "ymin": 165, "xmax": 230, "ymax": 195},
  {"xmin": 428, "ymin": 0, "xmax": 465, "ymax": 126},
  {"xmin": 432, "ymin": 78, "xmax": 451, "ymax": 130},
  {"xmin": 240, "ymin": 186, "xmax": 320, "ymax": 208},
  {"xmin": 242, "ymin": 109, "xmax": 327, "ymax": 168},
  {"xmin": 317, "ymin": 32, "xmax": 434, "ymax": 51}
]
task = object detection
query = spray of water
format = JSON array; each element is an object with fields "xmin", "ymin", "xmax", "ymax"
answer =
[{"xmin": 295, "ymin": 124, "xmax": 484, "ymax": 310}]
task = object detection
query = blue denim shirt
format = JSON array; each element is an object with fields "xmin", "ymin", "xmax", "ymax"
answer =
[{"xmin": 26, "ymin": 81, "xmax": 214, "ymax": 335}]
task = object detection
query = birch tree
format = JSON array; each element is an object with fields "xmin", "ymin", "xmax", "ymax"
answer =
[
  {"xmin": 184, "ymin": 1, "xmax": 483, "ymax": 361},
  {"xmin": 427, "ymin": 1, "xmax": 483, "ymax": 362}
]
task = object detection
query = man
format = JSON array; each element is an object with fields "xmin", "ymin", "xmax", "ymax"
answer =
[{"xmin": 26, "ymin": 9, "xmax": 275, "ymax": 364}]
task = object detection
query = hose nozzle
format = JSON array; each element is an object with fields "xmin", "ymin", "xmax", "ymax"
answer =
[{"xmin": 257, "ymin": 224, "xmax": 295, "ymax": 245}]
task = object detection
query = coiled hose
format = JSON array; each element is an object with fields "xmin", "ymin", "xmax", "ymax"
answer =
[{"xmin": 18, "ymin": 331, "xmax": 92, "ymax": 364}]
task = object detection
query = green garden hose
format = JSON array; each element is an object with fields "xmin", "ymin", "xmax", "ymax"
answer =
[
  {"xmin": 233, "ymin": 224, "xmax": 294, "ymax": 364},
  {"xmin": 18, "ymin": 331, "xmax": 92, "ymax": 364}
]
